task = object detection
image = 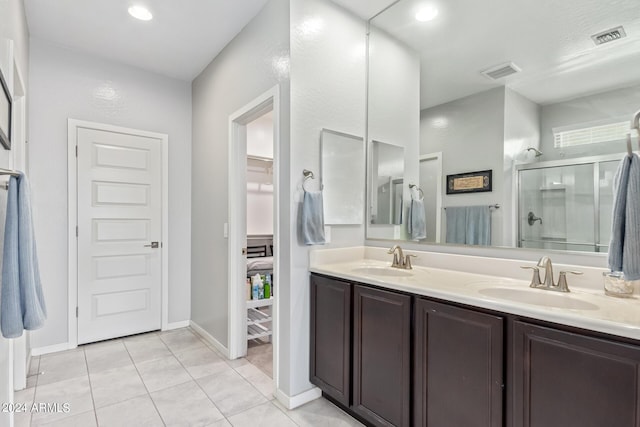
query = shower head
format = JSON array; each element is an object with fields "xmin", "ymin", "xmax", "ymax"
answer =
[{"xmin": 526, "ymin": 147, "xmax": 543, "ymax": 157}]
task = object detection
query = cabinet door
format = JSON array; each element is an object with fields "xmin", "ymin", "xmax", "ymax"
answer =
[
  {"xmin": 414, "ymin": 298, "xmax": 503, "ymax": 427},
  {"xmin": 353, "ymin": 285, "xmax": 411, "ymax": 427},
  {"xmin": 512, "ymin": 321, "xmax": 640, "ymax": 427},
  {"xmin": 310, "ymin": 275, "xmax": 351, "ymax": 406}
]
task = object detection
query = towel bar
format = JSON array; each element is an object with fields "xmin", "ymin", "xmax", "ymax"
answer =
[{"xmin": 444, "ymin": 204, "xmax": 500, "ymax": 210}]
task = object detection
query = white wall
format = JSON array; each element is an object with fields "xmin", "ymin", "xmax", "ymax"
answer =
[
  {"xmin": 247, "ymin": 111, "xmax": 274, "ymax": 158},
  {"xmin": 191, "ymin": 0, "xmax": 290, "ymax": 352},
  {"xmin": 247, "ymin": 180, "xmax": 274, "ymax": 236},
  {"xmin": 367, "ymin": 24, "xmax": 420, "ymax": 240},
  {"xmin": 503, "ymin": 88, "xmax": 540, "ymax": 246},
  {"xmin": 0, "ymin": 1, "xmax": 29, "ymax": 423},
  {"xmin": 28, "ymin": 39, "xmax": 192, "ymax": 349},
  {"xmin": 0, "ymin": 0, "xmax": 29, "ymax": 89},
  {"xmin": 288, "ymin": 0, "xmax": 367, "ymax": 397},
  {"xmin": 539, "ymin": 83, "xmax": 640, "ymax": 161},
  {"xmin": 420, "ymin": 87, "xmax": 506, "ymax": 245}
]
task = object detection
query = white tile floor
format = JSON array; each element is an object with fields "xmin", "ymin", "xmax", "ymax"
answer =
[{"xmin": 12, "ymin": 328, "xmax": 363, "ymax": 427}]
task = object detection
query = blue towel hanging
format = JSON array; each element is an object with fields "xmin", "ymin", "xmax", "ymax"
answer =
[
  {"xmin": 302, "ymin": 190, "xmax": 326, "ymax": 245},
  {"xmin": 1, "ymin": 172, "xmax": 47, "ymax": 338}
]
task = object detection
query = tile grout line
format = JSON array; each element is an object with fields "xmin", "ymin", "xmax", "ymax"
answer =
[
  {"xmin": 160, "ymin": 329, "xmax": 231, "ymax": 425},
  {"xmin": 122, "ymin": 336, "xmax": 167, "ymax": 427},
  {"xmin": 82, "ymin": 348, "xmax": 100, "ymax": 427},
  {"xmin": 25, "ymin": 355, "xmax": 41, "ymax": 427},
  {"xmin": 164, "ymin": 328, "xmax": 276, "ymax": 423},
  {"xmin": 270, "ymin": 399, "xmax": 303, "ymax": 427}
]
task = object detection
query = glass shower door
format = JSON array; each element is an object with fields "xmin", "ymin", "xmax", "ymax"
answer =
[
  {"xmin": 519, "ymin": 163, "xmax": 596, "ymax": 252},
  {"xmin": 598, "ymin": 160, "xmax": 619, "ymax": 252}
]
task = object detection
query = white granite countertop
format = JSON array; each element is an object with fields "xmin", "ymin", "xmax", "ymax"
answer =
[{"xmin": 309, "ymin": 247, "xmax": 640, "ymax": 341}]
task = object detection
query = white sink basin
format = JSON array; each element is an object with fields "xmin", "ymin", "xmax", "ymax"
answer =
[
  {"xmin": 479, "ymin": 287, "xmax": 599, "ymax": 311},
  {"xmin": 351, "ymin": 266, "xmax": 413, "ymax": 278}
]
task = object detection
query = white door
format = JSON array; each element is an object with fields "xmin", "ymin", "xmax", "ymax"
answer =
[{"xmin": 77, "ymin": 128, "xmax": 162, "ymax": 344}]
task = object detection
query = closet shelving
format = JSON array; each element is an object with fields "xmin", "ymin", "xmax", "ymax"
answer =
[{"xmin": 247, "ymin": 297, "xmax": 273, "ymax": 341}]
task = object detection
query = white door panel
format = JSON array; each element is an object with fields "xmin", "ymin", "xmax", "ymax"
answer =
[{"xmin": 77, "ymin": 128, "xmax": 162, "ymax": 344}]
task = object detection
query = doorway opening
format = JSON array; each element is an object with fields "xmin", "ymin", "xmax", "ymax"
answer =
[
  {"xmin": 245, "ymin": 110, "xmax": 274, "ymax": 378},
  {"xmin": 418, "ymin": 152, "xmax": 442, "ymax": 243},
  {"xmin": 228, "ymin": 86, "xmax": 280, "ymax": 387}
]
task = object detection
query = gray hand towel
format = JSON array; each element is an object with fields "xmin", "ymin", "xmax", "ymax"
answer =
[
  {"xmin": 466, "ymin": 205, "xmax": 491, "ymax": 246},
  {"xmin": 408, "ymin": 198, "xmax": 427, "ymax": 240},
  {"xmin": 302, "ymin": 190, "xmax": 325, "ymax": 245},
  {"xmin": 445, "ymin": 207, "xmax": 467, "ymax": 244},
  {"xmin": 1, "ymin": 173, "xmax": 47, "ymax": 338},
  {"xmin": 608, "ymin": 154, "xmax": 632, "ymax": 274},
  {"xmin": 623, "ymin": 154, "xmax": 640, "ymax": 279}
]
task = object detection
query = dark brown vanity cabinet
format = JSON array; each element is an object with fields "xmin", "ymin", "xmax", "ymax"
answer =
[
  {"xmin": 311, "ymin": 273, "xmax": 640, "ymax": 427},
  {"xmin": 309, "ymin": 274, "xmax": 352, "ymax": 406},
  {"xmin": 511, "ymin": 321, "xmax": 640, "ymax": 427},
  {"xmin": 414, "ymin": 298, "xmax": 504, "ymax": 427},
  {"xmin": 353, "ymin": 285, "xmax": 411, "ymax": 427}
]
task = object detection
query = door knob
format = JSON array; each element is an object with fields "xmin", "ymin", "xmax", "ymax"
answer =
[{"xmin": 144, "ymin": 242, "xmax": 159, "ymax": 248}]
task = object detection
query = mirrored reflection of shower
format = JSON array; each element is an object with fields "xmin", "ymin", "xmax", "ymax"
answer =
[
  {"xmin": 526, "ymin": 147, "xmax": 543, "ymax": 157},
  {"xmin": 517, "ymin": 154, "xmax": 620, "ymax": 253},
  {"xmin": 528, "ymin": 211, "xmax": 542, "ymax": 225}
]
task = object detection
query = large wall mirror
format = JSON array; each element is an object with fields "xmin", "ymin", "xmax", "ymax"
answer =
[{"xmin": 366, "ymin": 0, "xmax": 640, "ymax": 253}]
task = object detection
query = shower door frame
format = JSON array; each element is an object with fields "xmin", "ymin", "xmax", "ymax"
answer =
[{"xmin": 515, "ymin": 153, "xmax": 623, "ymax": 253}]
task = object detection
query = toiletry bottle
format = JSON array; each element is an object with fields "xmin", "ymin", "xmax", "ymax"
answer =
[
  {"xmin": 264, "ymin": 274, "xmax": 271, "ymax": 299},
  {"xmin": 258, "ymin": 280, "xmax": 264, "ymax": 300},
  {"xmin": 252, "ymin": 274, "xmax": 261, "ymax": 300}
]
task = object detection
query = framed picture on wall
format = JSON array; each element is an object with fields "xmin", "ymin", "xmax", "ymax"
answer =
[
  {"xmin": 446, "ymin": 169, "xmax": 492, "ymax": 194},
  {"xmin": 0, "ymin": 67, "xmax": 11, "ymax": 150}
]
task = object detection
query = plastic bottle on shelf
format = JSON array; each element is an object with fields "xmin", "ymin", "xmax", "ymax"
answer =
[
  {"xmin": 264, "ymin": 274, "xmax": 271, "ymax": 299},
  {"xmin": 258, "ymin": 279, "xmax": 264, "ymax": 299},
  {"xmin": 252, "ymin": 274, "xmax": 261, "ymax": 300}
]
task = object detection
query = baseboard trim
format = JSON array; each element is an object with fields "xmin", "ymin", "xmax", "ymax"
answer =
[
  {"xmin": 31, "ymin": 342, "xmax": 74, "ymax": 356},
  {"xmin": 189, "ymin": 321, "xmax": 230, "ymax": 359},
  {"xmin": 275, "ymin": 387, "xmax": 322, "ymax": 410},
  {"xmin": 164, "ymin": 320, "xmax": 190, "ymax": 331}
]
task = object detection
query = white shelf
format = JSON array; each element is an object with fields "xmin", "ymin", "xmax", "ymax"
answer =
[
  {"xmin": 247, "ymin": 323, "xmax": 273, "ymax": 340},
  {"xmin": 246, "ymin": 296, "xmax": 274, "ymax": 309},
  {"xmin": 246, "ymin": 298, "xmax": 273, "ymax": 342},
  {"xmin": 247, "ymin": 307, "xmax": 272, "ymax": 326}
]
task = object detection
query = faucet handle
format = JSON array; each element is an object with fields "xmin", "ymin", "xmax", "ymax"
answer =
[
  {"xmin": 404, "ymin": 254, "xmax": 417, "ymax": 270},
  {"xmin": 521, "ymin": 266, "xmax": 542, "ymax": 287},
  {"xmin": 557, "ymin": 270, "xmax": 583, "ymax": 292}
]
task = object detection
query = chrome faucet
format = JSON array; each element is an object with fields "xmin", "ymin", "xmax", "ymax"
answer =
[
  {"xmin": 520, "ymin": 256, "xmax": 582, "ymax": 293},
  {"xmin": 387, "ymin": 245, "xmax": 417, "ymax": 270},
  {"xmin": 537, "ymin": 256, "xmax": 555, "ymax": 288}
]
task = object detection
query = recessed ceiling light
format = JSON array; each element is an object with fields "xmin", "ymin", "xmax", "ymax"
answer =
[
  {"xmin": 415, "ymin": 6, "xmax": 438, "ymax": 22},
  {"xmin": 128, "ymin": 5, "xmax": 153, "ymax": 21}
]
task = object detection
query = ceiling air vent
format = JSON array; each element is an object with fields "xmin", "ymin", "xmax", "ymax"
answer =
[
  {"xmin": 481, "ymin": 62, "xmax": 521, "ymax": 80},
  {"xmin": 591, "ymin": 26, "xmax": 626, "ymax": 45}
]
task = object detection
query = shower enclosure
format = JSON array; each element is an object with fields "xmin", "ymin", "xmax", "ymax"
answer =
[{"xmin": 517, "ymin": 154, "xmax": 622, "ymax": 252}]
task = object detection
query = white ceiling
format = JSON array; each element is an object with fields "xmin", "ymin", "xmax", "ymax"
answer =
[
  {"xmin": 370, "ymin": 0, "xmax": 640, "ymax": 108},
  {"xmin": 330, "ymin": 0, "xmax": 397, "ymax": 21},
  {"xmin": 24, "ymin": 0, "xmax": 269, "ymax": 81}
]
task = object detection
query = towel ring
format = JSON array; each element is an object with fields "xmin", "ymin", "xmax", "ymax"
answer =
[
  {"xmin": 409, "ymin": 184, "xmax": 424, "ymax": 200},
  {"xmin": 302, "ymin": 169, "xmax": 315, "ymax": 192}
]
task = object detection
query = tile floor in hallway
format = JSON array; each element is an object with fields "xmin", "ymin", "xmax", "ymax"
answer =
[{"xmin": 12, "ymin": 327, "xmax": 362, "ymax": 427}]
